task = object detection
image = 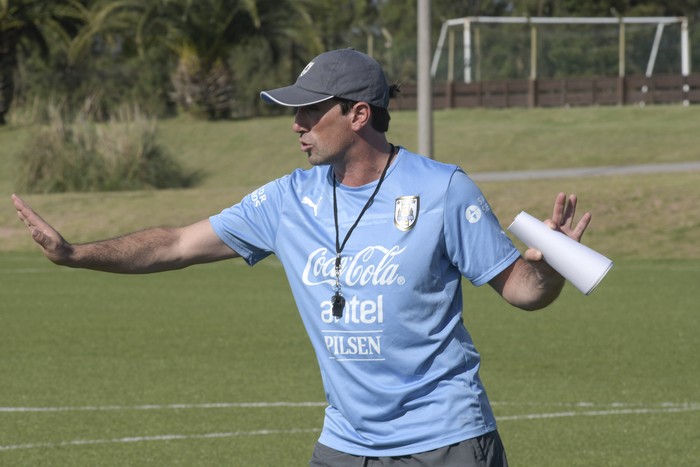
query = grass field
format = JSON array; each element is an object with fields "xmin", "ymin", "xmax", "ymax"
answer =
[{"xmin": 1, "ymin": 106, "xmax": 699, "ymax": 465}]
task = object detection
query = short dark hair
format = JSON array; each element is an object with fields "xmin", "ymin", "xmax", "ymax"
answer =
[{"xmin": 336, "ymin": 84, "xmax": 400, "ymax": 133}]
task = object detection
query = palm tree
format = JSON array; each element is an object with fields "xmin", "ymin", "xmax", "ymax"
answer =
[
  {"xmin": 134, "ymin": 0, "xmax": 322, "ymax": 118},
  {"xmin": 0, "ymin": 0, "xmax": 84, "ymax": 124},
  {"xmin": 0, "ymin": 0, "xmax": 132, "ymax": 123}
]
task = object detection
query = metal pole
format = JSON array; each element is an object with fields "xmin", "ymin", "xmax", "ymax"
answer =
[
  {"xmin": 645, "ymin": 23, "xmax": 665, "ymax": 77},
  {"xmin": 463, "ymin": 19, "xmax": 472, "ymax": 83},
  {"xmin": 618, "ymin": 18, "xmax": 626, "ymax": 77},
  {"xmin": 417, "ymin": 0, "xmax": 434, "ymax": 159},
  {"xmin": 529, "ymin": 23, "xmax": 538, "ymax": 107},
  {"xmin": 681, "ymin": 17, "xmax": 690, "ymax": 76},
  {"xmin": 448, "ymin": 29, "xmax": 455, "ymax": 82},
  {"xmin": 474, "ymin": 26, "xmax": 481, "ymax": 82},
  {"xmin": 446, "ymin": 30, "xmax": 455, "ymax": 109},
  {"xmin": 530, "ymin": 23, "xmax": 538, "ymax": 80},
  {"xmin": 617, "ymin": 16, "xmax": 626, "ymax": 105},
  {"xmin": 431, "ymin": 21, "xmax": 448, "ymax": 78}
]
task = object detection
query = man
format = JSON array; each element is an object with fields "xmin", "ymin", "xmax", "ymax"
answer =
[{"xmin": 12, "ymin": 48, "xmax": 590, "ymax": 466}]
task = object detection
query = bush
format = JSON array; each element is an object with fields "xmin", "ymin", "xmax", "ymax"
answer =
[{"xmin": 16, "ymin": 105, "xmax": 200, "ymax": 193}]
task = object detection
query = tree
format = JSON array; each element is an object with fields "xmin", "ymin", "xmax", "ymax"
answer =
[
  {"xmin": 133, "ymin": 0, "xmax": 322, "ymax": 119},
  {"xmin": 0, "ymin": 0, "xmax": 84, "ymax": 124},
  {"xmin": 1, "ymin": 0, "xmax": 142, "ymax": 123}
]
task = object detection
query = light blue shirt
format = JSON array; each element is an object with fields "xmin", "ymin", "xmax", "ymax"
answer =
[{"xmin": 210, "ymin": 147, "xmax": 520, "ymax": 456}]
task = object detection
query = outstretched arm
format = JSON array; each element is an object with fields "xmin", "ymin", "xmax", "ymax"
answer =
[
  {"xmin": 489, "ymin": 192, "xmax": 592, "ymax": 310},
  {"xmin": 12, "ymin": 194, "xmax": 239, "ymax": 273}
]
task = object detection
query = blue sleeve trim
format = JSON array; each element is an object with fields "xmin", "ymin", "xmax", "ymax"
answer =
[{"xmin": 470, "ymin": 249, "xmax": 520, "ymax": 286}]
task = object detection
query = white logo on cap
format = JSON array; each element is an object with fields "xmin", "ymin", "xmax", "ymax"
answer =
[{"xmin": 299, "ymin": 61, "xmax": 315, "ymax": 78}]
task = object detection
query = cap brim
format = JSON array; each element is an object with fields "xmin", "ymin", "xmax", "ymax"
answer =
[{"xmin": 260, "ymin": 85, "xmax": 335, "ymax": 107}]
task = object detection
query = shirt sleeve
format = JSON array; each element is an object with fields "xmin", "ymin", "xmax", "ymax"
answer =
[
  {"xmin": 443, "ymin": 169, "xmax": 520, "ymax": 286},
  {"xmin": 209, "ymin": 176, "xmax": 288, "ymax": 266}
]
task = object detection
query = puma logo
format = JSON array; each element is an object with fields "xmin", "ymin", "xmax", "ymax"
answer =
[{"xmin": 302, "ymin": 196, "xmax": 323, "ymax": 216}]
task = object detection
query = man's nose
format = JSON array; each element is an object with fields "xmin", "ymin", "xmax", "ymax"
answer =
[{"xmin": 293, "ymin": 110, "xmax": 307, "ymax": 133}]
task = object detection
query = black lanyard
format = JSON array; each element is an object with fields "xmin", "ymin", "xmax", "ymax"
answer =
[{"xmin": 330, "ymin": 144, "xmax": 396, "ymax": 318}]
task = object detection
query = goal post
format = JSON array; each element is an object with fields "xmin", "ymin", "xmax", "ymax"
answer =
[{"xmin": 431, "ymin": 16, "xmax": 691, "ymax": 83}]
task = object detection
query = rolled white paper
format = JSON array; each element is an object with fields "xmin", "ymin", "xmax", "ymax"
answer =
[{"xmin": 507, "ymin": 211, "xmax": 613, "ymax": 295}]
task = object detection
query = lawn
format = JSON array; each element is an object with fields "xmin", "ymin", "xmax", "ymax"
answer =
[
  {"xmin": 0, "ymin": 254, "xmax": 697, "ymax": 466},
  {"xmin": 1, "ymin": 106, "xmax": 699, "ymax": 465}
]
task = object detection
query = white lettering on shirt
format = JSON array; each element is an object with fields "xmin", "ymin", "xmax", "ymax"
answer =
[
  {"xmin": 324, "ymin": 334, "xmax": 382, "ymax": 360},
  {"xmin": 302, "ymin": 246, "xmax": 406, "ymax": 287},
  {"xmin": 250, "ymin": 188, "xmax": 267, "ymax": 207},
  {"xmin": 320, "ymin": 295, "xmax": 384, "ymax": 324}
]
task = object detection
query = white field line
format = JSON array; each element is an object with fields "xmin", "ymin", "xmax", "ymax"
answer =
[
  {"xmin": 0, "ymin": 428, "xmax": 322, "ymax": 452},
  {"xmin": 1, "ymin": 400, "xmax": 693, "ymax": 414},
  {"xmin": 1, "ymin": 401, "xmax": 698, "ymax": 452},
  {"xmin": 490, "ymin": 401, "xmax": 697, "ymax": 409},
  {"xmin": 0, "ymin": 401, "xmax": 327, "ymax": 413},
  {"xmin": 498, "ymin": 402, "xmax": 700, "ymax": 422}
]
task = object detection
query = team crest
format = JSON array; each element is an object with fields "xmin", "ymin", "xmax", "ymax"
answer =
[{"xmin": 394, "ymin": 196, "xmax": 420, "ymax": 231}]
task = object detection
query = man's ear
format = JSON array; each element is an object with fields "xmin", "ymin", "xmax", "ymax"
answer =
[{"xmin": 350, "ymin": 102, "xmax": 371, "ymax": 130}]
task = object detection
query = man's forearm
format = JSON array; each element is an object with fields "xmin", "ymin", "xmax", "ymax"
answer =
[
  {"xmin": 63, "ymin": 227, "xmax": 187, "ymax": 273},
  {"xmin": 497, "ymin": 257, "xmax": 566, "ymax": 311},
  {"xmin": 14, "ymin": 189, "xmax": 234, "ymax": 274},
  {"xmin": 519, "ymin": 259, "xmax": 566, "ymax": 309}
]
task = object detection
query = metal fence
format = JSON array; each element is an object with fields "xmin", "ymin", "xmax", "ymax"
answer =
[{"xmin": 392, "ymin": 73, "xmax": 700, "ymax": 110}]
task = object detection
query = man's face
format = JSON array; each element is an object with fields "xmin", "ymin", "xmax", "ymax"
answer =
[{"xmin": 292, "ymin": 99, "xmax": 355, "ymax": 166}]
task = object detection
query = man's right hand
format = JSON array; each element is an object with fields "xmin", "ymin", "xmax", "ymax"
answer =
[{"xmin": 12, "ymin": 194, "xmax": 73, "ymax": 265}]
